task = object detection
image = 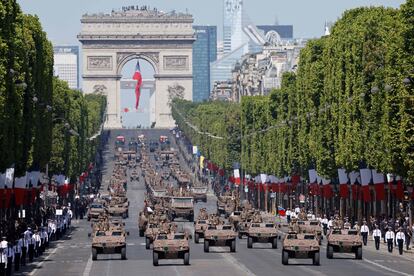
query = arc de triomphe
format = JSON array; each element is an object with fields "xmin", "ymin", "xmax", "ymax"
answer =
[{"xmin": 78, "ymin": 8, "xmax": 195, "ymax": 128}]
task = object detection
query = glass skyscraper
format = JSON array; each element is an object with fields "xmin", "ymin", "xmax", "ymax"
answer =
[
  {"xmin": 53, "ymin": 46, "xmax": 80, "ymax": 90},
  {"xmin": 193, "ymin": 26, "xmax": 217, "ymax": 102}
]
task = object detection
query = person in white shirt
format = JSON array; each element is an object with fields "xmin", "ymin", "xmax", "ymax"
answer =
[
  {"xmin": 33, "ymin": 230, "xmax": 41, "ymax": 258},
  {"xmin": 372, "ymin": 225, "xmax": 381, "ymax": 250},
  {"xmin": 385, "ymin": 227, "xmax": 395, "ymax": 253},
  {"xmin": 286, "ymin": 209, "xmax": 292, "ymax": 224},
  {"xmin": 321, "ymin": 215, "xmax": 328, "ymax": 235},
  {"xmin": 0, "ymin": 237, "xmax": 8, "ymax": 275},
  {"xmin": 21, "ymin": 234, "xmax": 28, "ymax": 266},
  {"xmin": 28, "ymin": 233, "xmax": 35, "ymax": 262},
  {"xmin": 294, "ymin": 206, "xmax": 300, "ymax": 214},
  {"xmin": 396, "ymin": 228, "xmax": 405, "ymax": 255},
  {"xmin": 360, "ymin": 221, "xmax": 369, "ymax": 246}
]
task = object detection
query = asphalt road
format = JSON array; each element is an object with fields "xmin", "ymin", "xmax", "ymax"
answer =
[{"xmin": 17, "ymin": 130, "xmax": 414, "ymax": 276}]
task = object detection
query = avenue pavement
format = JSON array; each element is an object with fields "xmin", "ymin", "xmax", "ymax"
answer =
[{"xmin": 16, "ymin": 130, "xmax": 414, "ymax": 276}]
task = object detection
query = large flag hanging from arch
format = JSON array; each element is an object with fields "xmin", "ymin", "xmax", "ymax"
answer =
[{"xmin": 132, "ymin": 61, "xmax": 143, "ymax": 109}]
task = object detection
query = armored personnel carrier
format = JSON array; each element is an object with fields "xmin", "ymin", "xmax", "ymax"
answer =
[
  {"xmin": 204, "ymin": 224, "xmax": 237, "ymax": 253},
  {"xmin": 282, "ymin": 231, "xmax": 320, "ymax": 265},
  {"xmin": 194, "ymin": 219, "xmax": 209, "ymax": 244},
  {"xmin": 247, "ymin": 222, "xmax": 278, "ymax": 249},
  {"xmin": 153, "ymin": 232, "xmax": 190, "ymax": 266},
  {"xmin": 299, "ymin": 220, "xmax": 323, "ymax": 245},
  {"xmin": 169, "ymin": 196, "xmax": 194, "ymax": 222},
  {"xmin": 326, "ymin": 228, "xmax": 362, "ymax": 259},
  {"xmin": 87, "ymin": 202, "xmax": 105, "ymax": 222},
  {"xmin": 107, "ymin": 202, "xmax": 129, "ymax": 219},
  {"xmin": 91, "ymin": 228, "xmax": 128, "ymax": 261},
  {"xmin": 192, "ymin": 186, "xmax": 208, "ymax": 203}
]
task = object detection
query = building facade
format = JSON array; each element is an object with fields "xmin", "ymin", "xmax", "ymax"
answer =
[
  {"xmin": 53, "ymin": 46, "xmax": 80, "ymax": 90},
  {"xmin": 257, "ymin": 25, "xmax": 294, "ymax": 40},
  {"xmin": 193, "ymin": 26, "xmax": 217, "ymax": 102}
]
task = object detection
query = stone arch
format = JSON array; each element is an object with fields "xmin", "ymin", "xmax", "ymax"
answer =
[{"xmin": 116, "ymin": 53, "xmax": 159, "ymax": 76}]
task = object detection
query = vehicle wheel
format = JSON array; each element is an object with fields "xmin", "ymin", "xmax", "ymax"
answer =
[
  {"xmin": 188, "ymin": 215, "xmax": 194, "ymax": 222},
  {"xmin": 204, "ymin": 240, "xmax": 209, "ymax": 252},
  {"xmin": 319, "ymin": 239, "xmax": 322, "ymax": 245},
  {"xmin": 121, "ymin": 247, "xmax": 126, "ymax": 260},
  {"xmin": 327, "ymin": 245, "xmax": 333, "ymax": 259},
  {"xmin": 247, "ymin": 237, "xmax": 253, "ymax": 248},
  {"xmin": 356, "ymin": 247, "xmax": 362, "ymax": 260},
  {"xmin": 183, "ymin": 252, "xmax": 190, "ymax": 265},
  {"xmin": 146, "ymin": 238, "xmax": 151, "ymax": 250},
  {"xmin": 230, "ymin": 240, "xmax": 236, "ymax": 252},
  {"xmin": 87, "ymin": 217, "xmax": 91, "ymax": 222},
  {"xmin": 195, "ymin": 233, "xmax": 200, "ymax": 244},
  {"xmin": 238, "ymin": 232, "xmax": 243, "ymax": 239},
  {"xmin": 313, "ymin": 251, "xmax": 320, "ymax": 266},
  {"xmin": 153, "ymin": 252, "xmax": 159, "ymax": 266},
  {"xmin": 282, "ymin": 250, "xmax": 289, "ymax": 265},
  {"xmin": 272, "ymin": 237, "xmax": 278, "ymax": 249},
  {"xmin": 139, "ymin": 229, "xmax": 144, "ymax": 237},
  {"xmin": 92, "ymin": 248, "xmax": 97, "ymax": 261}
]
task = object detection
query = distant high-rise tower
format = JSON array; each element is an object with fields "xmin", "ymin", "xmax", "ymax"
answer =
[
  {"xmin": 223, "ymin": 0, "xmax": 246, "ymax": 54},
  {"xmin": 53, "ymin": 46, "xmax": 79, "ymax": 90}
]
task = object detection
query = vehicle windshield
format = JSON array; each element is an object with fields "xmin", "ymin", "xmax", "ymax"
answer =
[
  {"xmin": 233, "ymin": 211, "xmax": 241, "ymax": 216},
  {"xmin": 265, "ymin": 224, "xmax": 274, "ymax": 228},
  {"xmin": 304, "ymin": 235, "xmax": 315, "ymax": 240},
  {"xmin": 287, "ymin": 234, "xmax": 297, "ymax": 239},
  {"xmin": 348, "ymin": 230, "xmax": 358, "ymax": 235},
  {"xmin": 222, "ymin": 225, "xmax": 232, "ymax": 230},
  {"xmin": 174, "ymin": 234, "xmax": 185, "ymax": 240},
  {"xmin": 172, "ymin": 198, "xmax": 193, "ymax": 203},
  {"xmin": 298, "ymin": 221, "xmax": 305, "ymax": 225},
  {"xmin": 91, "ymin": 204, "xmax": 103, "ymax": 209},
  {"xmin": 332, "ymin": 230, "xmax": 342, "ymax": 235},
  {"xmin": 112, "ymin": 232, "xmax": 122, "ymax": 236},
  {"xmin": 310, "ymin": 222, "xmax": 319, "ymax": 226},
  {"xmin": 198, "ymin": 220, "xmax": 207, "ymax": 224},
  {"xmin": 251, "ymin": 223, "xmax": 261, "ymax": 228},
  {"xmin": 157, "ymin": 235, "xmax": 168, "ymax": 240},
  {"xmin": 208, "ymin": 226, "xmax": 217, "ymax": 230},
  {"xmin": 96, "ymin": 231, "xmax": 106, "ymax": 236}
]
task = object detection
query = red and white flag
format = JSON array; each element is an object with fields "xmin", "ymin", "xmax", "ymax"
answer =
[
  {"xmin": 132, "ymin": 61, "xmax": 143, "ymax": 109},
  {"xmin": 372, "ymin": 169, "xmax": 385, "ymax": 201},
  {"xmin": 338, "ymin": 169, "xmax": 349, "ymax": 198},
  {"xmin": 360, "ymin": 169, "xmax": 372, "ymax": 202},
  {"xmin": 233, "ymin": 169, "xmax": 240, "ymax": 185}
]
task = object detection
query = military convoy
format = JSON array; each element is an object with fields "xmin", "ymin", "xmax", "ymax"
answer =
[
  {"xmin": 326, "ymin": 228, "xmax": 362, "ymax": 259},
  {"xmin": 191, "ymin": 186, "xmax": 208, "ymax": 203},
  {"xmin": 91, "ymin": 226, "xmax": 128, "ymax": 260},
  {"xmin": 87, "ymin": 202, "xmax": 105, "ymax": 221},
  {"xmin": 282, "ymin": 231, "xmax": 320, "ymax": 265}
]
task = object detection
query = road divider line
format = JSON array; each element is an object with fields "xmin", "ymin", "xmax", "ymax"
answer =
[
  {"xmin": 363, "ymin": 258, "xmax": 412, "ymax": 276},
  {"xmin": 28, "ymin": 246, "xmax": 59, "ymax": 276},
  {"xmin": 220, "ymin": 252, "xmax": 256, "ymax": 276},
  {"xmin": 82, "ymin": 255, "xmax": 93, "ymax": 276}
]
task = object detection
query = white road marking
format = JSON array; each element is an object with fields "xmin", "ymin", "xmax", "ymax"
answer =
[
  {"xmin": 28, "ymin": 246, "xmax": 59, "ymax": 276},
  {"xmin": 82, "ymin": 255, "xmax": 93, "ymax": 276},
  {"xmin": 363, "ymin": 258, "xmax": 412, "ymax": 276},
  {"xmin": 219, "ymin": 251, "xmax": 256, "ymax": 276}
]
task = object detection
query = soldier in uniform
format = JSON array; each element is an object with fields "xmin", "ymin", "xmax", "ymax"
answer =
[
  {"xmin": 360, "ymin": 221, "xmax": 369, "ymax": 246},
  {"xmin": 373, "ymin": 225, "xmax": 381, "ymax": 250},
  {"xmin": 5, "ymin": 242, "xmax": 14, "ymax": 276},
  {"xmin": 395, "ymin": 228, "xmax": 405, "ymax": 255},
  {"xmin": 0, "ymin": 237, "xmax": 7, "ymax": 276},
  {"xmin": 343, "ymin": 218, "xmax": 351, "ymax": 230},
  {"xmin": 385, "ymin": 227, "xmax": 395, "ymax": 253}
]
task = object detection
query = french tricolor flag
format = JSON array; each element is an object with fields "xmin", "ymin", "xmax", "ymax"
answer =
[{"xmin": 132, "ymin": 61, "xmax": 143, "ymax": 109}]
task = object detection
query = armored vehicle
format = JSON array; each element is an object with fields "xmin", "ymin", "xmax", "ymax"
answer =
[
  {"xmin": 282, "ymin": 231, "xmax": 320, "ymax": 265},
  {"xmin": 192, "ymin": 186, "xmax": 208, "ymax": 203},
  {"xmin": 247, "ymin": 222, "xmax": 278, "ymax": 249},
  {"xmin": 326, "ymin": 228, "xmax": 362, "ymax": 259},
  {"xmin": 91, "ymin": 228, "xmax": 127, "ymax": 261},
  {"xmin": 204, "ymin": 224, "xmax": 237, "ymax": 252},
  {"xmin": 194, "ymin": 219, "xmax": 209, "ymax": 244},
  {"xmin": 299, "ymin": 220, "xmax": 323, "ymax": 245},
  {"xmin": 169, "ymin": 197, "xmax": 194, "ymax": 222},
  {"xmin": 107, "ymin": 202, "xmax": 129, "ymax": 219},
  {"xmin": 153, "ymin": 232, "xmax": 190, "ymax": 266},
  {"xmin": 145, "ymin": 223, "xmax": 160, "ymax": 249},
  {"xmin": 87, "ymin": 202, "xmax": 105, "ymax": 221}
]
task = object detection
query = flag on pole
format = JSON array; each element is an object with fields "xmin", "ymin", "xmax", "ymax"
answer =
[
  {"xmin": 132, "ymin": 61, "xmax": 143, "ymax": 109},
  {"xmin": 338, "ymin": 169, "xmax": 349, "ymax": 198},
  {"xmin": 372, "ymin": 169, "xmax": 385, "ymax": 201},
  {"xmin": 360, "ymin": 169, "xmax": 372, "ymax": 202}
]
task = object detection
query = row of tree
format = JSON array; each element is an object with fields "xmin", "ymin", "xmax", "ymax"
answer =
[
  {"xmin": 174, "ymin": 2, "xmax": 414, "ymax": 183},
  {"xmin": 0, "ymin": 0, "xmax": 106, "ymax": 182}
]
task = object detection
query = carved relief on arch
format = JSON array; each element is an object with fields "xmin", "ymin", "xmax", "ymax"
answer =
[{"xmin": 116, "ymin": 52, "xmax": 159, "ymax": 73}]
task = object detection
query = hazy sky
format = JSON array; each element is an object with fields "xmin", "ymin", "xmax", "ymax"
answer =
[{"xmin": 18, "ymin": 0, "xmax": 405, "ymax": 45}]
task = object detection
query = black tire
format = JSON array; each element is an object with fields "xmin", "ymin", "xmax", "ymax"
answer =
[
  {"xmin": 121, "ymin": 247, "xmax": 126, "ymax": 260},
  {"xmin": 195, "ymin": 233, "xmax": 200, "ymax": 244},
  {"xmin": 313, "ymin": 251, "xmax": 320, "ymax": 266},
  {"xmin": 238, "ymin": 232, "xmax": 243, "ymax": 239},
  {"xmin": 146, "ymin": 237, "xmax": 151, "ymax": 250},
  {"xmin": 272, "ymin": 237, "xmax": 278, "ymax": 249},
  {"xmin": 183, "ymin": 252, "xmax": 190, "ymax": 265},
  {"xmin": 327, "ymin": 245, "xmax": 333, "ymax": 259},
  {"xmin": 204, "ymin": 240, "xmax": 209, "ymax": 252},
  {"xmin": 92, "ymin": 248, "xmax": 97, "ymax": 261},
  {"xmin": 188, "ymin": 215, "xmax": 194, "ymax": 222},
  {"xmin": 153, "ymin": 252, "xmax": 159, "ymax": 266},
  {"xmin": 230, "ymin": 239, "xmax": 236, "ymax": 252},
  {"xmin": 319, "ymin": 239, "xmax": 322, "ymax": 245},
  {"xmin": 139, "ymin": 229, "xmax": 144, "ymax": 237},
  {"xmin": 247, "ymin": 237, "xmax": 253, "ymax": 248},
  {"xmin": 282, "ymin": 250, "xmax": 289, "ymax": 265},
  {"xmin": 356, "ymin": 247, "xmax": 362, "ymax": 260}
]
